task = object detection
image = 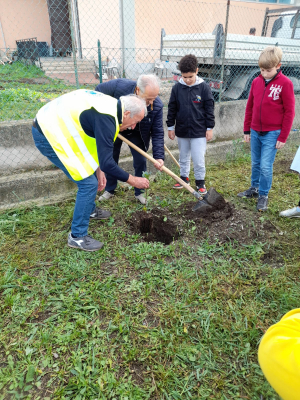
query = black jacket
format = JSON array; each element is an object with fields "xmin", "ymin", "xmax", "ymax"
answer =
[
  {"xmin": 95, "ymin": 79, "xmax": 164, "ymax": 160},
  {"xmin": 166, "ymin": 80, "xmax": 215, "ymax": 138}
]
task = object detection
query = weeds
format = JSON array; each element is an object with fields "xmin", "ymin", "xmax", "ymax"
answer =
[
  {"xmin": 1, "ymin": 152, "xmax": 300, "ymax": 399},
  {"xmin": 0, "ymin": 63, "xmax": 92, "ymax": 121}
]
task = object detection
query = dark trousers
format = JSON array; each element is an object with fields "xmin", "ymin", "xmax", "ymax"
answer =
[{"xmin": 105, "ymin": 132, "xmax": 147, "ymax": 196}]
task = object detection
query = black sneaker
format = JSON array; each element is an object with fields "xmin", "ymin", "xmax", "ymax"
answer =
[
  {"xmin": 237, "ymin": 187, "xmax": 259, "ymax": 198},
  {"xmin": 173, "ymin": 177, "xmax": 190, "ymax": 190},
  {"xmin": 196, "ymin": 184, "xmax": 207, "ymax": 195},
  {"xmin": 90, "ymin": 207, "xmax": 111, "ymax": 220},
  {"xmin": 257, "ymin": 196, "xmax": 268, "ymax": 212},
  {"xmin": 68, "ymin": 233, "xmax": 104, "ymax": 251}
]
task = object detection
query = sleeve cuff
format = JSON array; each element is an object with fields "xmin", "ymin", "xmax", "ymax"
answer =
[
  {"xmin": 244, "ymin": 131, "xmax": 250, "ymax": 135},
  {"xmin": 207, "ymin": 128, "xmax": 212, "ymax": 131},
  {"xmin": 168, "ymin": 126, "xmax": 175, "ymax": 131}
]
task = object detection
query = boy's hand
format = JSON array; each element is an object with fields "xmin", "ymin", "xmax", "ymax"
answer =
[
  {"xmin": 244, "ymin": 134, "xmax": 250, "ymax": 143},
  {"xmin": 168, "ymin": 130, "xmax": 175, "ymax": 140},
  {"xmin": 206, "ymin": 130, "xmax": 213, "ymax": 141},
  {"xmin": 276, "ymin": 141, "xmax": 285, "ymax": 149}
]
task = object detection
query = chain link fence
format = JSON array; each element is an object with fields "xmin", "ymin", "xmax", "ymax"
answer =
[{"xmin": 0, "ymin": 0, "xmax": 300, "ymax": 209}]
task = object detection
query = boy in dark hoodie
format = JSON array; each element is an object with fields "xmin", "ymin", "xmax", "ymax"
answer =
[
  {"xmin": 238, "ymin": 46, "xmax": 295, "ymax": 211},
  {"xmin": 166, "ymin": 54, "xmax": 215, "ymax": 194}
]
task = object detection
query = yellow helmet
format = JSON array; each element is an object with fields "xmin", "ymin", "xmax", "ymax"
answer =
[{"xmin": 258, "ymin": 308, "xmax": 300, "ymax": 400}]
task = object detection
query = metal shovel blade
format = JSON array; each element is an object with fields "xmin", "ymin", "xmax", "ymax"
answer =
[{"xmin": 192, "ymin": 199, "xmax": 213, "ymax": 212}]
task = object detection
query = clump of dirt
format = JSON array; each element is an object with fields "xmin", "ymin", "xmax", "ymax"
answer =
[
  {"xmin": 183, "ymin": 200, "xmax": 234, "ymax": 225},
  {"xmin": 180, "ymin": 200, "xmax": 278, "ymax": 243},
  {"xmin": 130, "ymin": 210, "xmax": 180, "ymax": 244}
]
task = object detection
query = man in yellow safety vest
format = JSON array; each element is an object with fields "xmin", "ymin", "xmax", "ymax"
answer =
[{"xmin": 32, "ymin": 90, "xmax": 149, "ymax": 251}]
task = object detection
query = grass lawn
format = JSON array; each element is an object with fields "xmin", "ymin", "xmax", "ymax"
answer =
[
  {"xmin": 0, "ymin": 63, "xmax": 94, "ymax": 122},
  {"xmin": 1, "ymin": 149, "xmax": 300, "ymax": 399}
]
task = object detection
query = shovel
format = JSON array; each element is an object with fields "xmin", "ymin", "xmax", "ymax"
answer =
[
  {"xmin": 118, "ymin": 133, "xmax": 209, "ymax": 211},
  {"xmin": 164, "ymin": 144, "xmax": 180, "ymax": 168}
]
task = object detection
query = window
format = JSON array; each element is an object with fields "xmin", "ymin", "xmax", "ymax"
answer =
[{"xmin": 290, "ymin": 14, "xmax": 300, "ymax": 27}]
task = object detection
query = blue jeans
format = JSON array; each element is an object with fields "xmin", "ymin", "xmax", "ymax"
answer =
[
  {"xmin": 32, "ymin": 127, "xmax": 98, "ymax": 237},
  {"xmin": 250, "ymin": 128, "xmax": 280, "ymax": 197},
  {"xmin": 105, "ymin": 132, "xmax": 147, "ymax": 196}
]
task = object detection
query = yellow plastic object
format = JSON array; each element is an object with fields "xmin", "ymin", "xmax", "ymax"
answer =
[{"xmin": 258, "ymin": 309, "xmax": 300, "ymax": 400}]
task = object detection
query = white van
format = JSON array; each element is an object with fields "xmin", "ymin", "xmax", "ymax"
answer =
[{"xmin": 272, "ymin": 10, "xmax": 300, "ymax": 39}]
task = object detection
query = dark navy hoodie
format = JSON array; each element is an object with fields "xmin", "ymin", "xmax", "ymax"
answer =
[{"xmin": 166, "ymin": 77, "xmax": 215, "ymax": 138}]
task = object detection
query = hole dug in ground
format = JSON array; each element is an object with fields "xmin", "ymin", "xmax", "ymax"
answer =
[
  {"xmin": 130, "ymin": 188, "xmax": 231, "ymax": 244},
  {"xmin": 130, "ymin": 210, "xmax": 179, "ymax": 245}
]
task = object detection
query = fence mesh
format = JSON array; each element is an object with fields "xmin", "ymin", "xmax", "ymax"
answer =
[{"xmin": 0, "ymin": 0, "xmax": 299, "ymax": 208}]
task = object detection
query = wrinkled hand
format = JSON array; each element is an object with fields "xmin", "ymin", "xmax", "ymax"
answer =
[
  {"xmin": 206, "ymin": 130, "xmax": 213, "ymax": 141},
  {"xmin": 154, "ymin": 159, "xmax": 164, "ymax": 171},
  {"xmin": 244, "ymin": 134, "xmax": 250, "ymax": 143},
  {"xmin": 96, "ymin": 167, "xmax": 106, "ymax": 192},
  {"xmin": 276, "ymin": 140, "xmax": 285, "ymax": 149},
  {"xmin": 168, "ymin": 130, "xmax": 175, "ymax": 140},
  {"xmin": 127, "ymin": 175, "xmax": 149, "ymax": 189}
]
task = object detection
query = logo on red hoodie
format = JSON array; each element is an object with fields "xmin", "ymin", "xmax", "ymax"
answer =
[{"xmin": 268, "ymin": 84, "xmax": 282, "ymax": 101}]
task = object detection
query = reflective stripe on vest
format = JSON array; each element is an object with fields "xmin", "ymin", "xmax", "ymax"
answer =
[{"xmin": 36, "ymin": 89, "xmax": 120, "ymax": 181}]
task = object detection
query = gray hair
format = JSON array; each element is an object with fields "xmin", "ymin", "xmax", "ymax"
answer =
[
  {"xmin": 120, "ymin": 94, "xmax": 148, "ymax": 118},
  {"xmin": 136, "ymin": 74, "xmax": 160, "ymax": 93}
]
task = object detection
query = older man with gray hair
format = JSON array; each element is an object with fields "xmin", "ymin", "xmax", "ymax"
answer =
[
  {"xmin": 96, "ymin": 74, "xmax": 165, "ymax": 205},
  {"xmin": 32, "ymin": 90, "xmax": 149, "ymax": 251}
]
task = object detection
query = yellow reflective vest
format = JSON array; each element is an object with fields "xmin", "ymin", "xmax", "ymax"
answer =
[
  {"xmin": 258, "ymin": 308, "xmax": 300, "ymax": 400},
  {"xmin": 36, "ymin": 89, "xmax": 121, "ymax": 181}
]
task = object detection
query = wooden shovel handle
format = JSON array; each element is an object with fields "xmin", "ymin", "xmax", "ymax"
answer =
[
  {"xmin": 164, "ymin": 144, "xmax": 180, "ymax": 168},
  {"xmin": 118, "ymin": 133, "xmax": 198, "ymax": 197}
]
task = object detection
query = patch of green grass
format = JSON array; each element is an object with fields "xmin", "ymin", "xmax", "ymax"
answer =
[
  {"xmin": 0, "ymin": 87, "xmax": 56, "ymax": 121},
  {"xmin": 1, "ymin": 151, "xmax": 300, "ymax": 399},
  {"xmin": 0, "ymin": 62, "xmax": 95, "ymax": 121},
  {"xmin": 0, "ymin": 62, "xmax": 45, "ymax": 79}
]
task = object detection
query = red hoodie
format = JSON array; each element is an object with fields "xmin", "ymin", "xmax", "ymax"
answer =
[{"xmin": 244, "ymin": 71, "xmax": 295, "ymax": 143}]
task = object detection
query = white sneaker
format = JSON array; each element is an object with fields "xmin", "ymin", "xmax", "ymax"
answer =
[
  {"xmin": 279, "ymin": 206, "xmax": 300, "ymax": 218},
  {"xmin": 98, "ymin": 191, "xmax": 114, "ymax": 201},
  {"xmin": 135, "ymin": 194, "xmax": 147, "ymax": 205}
]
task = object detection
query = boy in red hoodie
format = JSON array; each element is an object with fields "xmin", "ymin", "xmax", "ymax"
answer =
[{"xmin": 237, "ymin": 46, "xmax": 295, "ymax": 211}]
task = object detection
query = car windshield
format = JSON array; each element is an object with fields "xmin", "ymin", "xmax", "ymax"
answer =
[{"xmin": 290, "ymin": 15, "xmax": 300, "ymax": 29}]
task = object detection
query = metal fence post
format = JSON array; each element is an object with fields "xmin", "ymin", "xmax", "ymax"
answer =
[
  {"xmin": 219, "ymin": 0, "xmax": 230, "ymax": 103},
  {"xmin": 98, "ymin": 40, "xmax": 103, "ymax": 83},
  {"xmin": 119, "ymin": 0, "xmax": 126, "ymax": 78},
  {"xmin": 291, "ymin": 10, "xmax": 300, "ymax": 39},
  {"xmin": 68, "ymin": 0, "xmax": 79, "ymax": 89},
  {"xmin": 261, "ymin": 7, "xmax": 269, "ymax": 37}
]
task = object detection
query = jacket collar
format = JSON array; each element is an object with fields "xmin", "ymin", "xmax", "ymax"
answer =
[
  {"xmin": 259, "ymin": 69, "xmax": 282, "ymax": 85},
  {"xmin": 179, "ymin": 76, "xmax": 204, "ymax": 87},
  {"xmin": 117, "ymin": 100, "xmax": 123, "ymax": 124}
]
